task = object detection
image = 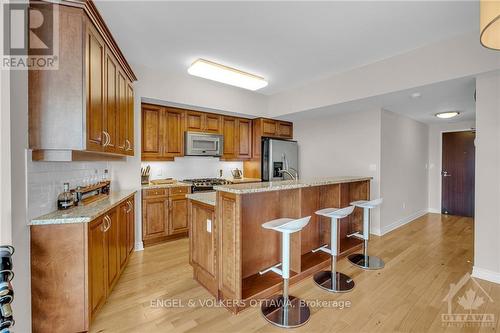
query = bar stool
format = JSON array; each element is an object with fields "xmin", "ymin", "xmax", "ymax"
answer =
[
  {"xmin": 259, "ymin": 216, "xmax": 311, "ymax": 328},
  {"xmin": 347, "ymin": 198, "xmax": 384, "ymax": 270},
  {"xmin": 313, "ymin": 206, "xmax": 355, "ymax": 292}
]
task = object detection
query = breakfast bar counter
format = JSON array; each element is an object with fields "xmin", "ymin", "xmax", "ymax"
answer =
[{"xmin": 189, "ymin": 177, "xmax": 372, "ymax": 312}]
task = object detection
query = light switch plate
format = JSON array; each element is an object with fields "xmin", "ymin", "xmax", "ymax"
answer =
[{"xmin": 207, "ymin": 219, "xmax": 212, "ymax": 233}]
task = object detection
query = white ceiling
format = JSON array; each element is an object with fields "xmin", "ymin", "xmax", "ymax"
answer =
[
  {"xmin": 284, "ymin": 76, "xmax": 476, "ymax": 124},
  {"xmin": 95, "ymin": 1, "xmax": 479, "ymax": 95}
]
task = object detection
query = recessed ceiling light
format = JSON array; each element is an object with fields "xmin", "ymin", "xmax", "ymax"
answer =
[
  {"xmin": 188, "ymin": 58, "xmax": 268, "ymax": 91},
  {"xmin": 411, "ymin": 92, "xmax": 422, "ymax": 99},
  {"xmin": 435, "ymin": 111, "xmax": 460, "ymax": 119}
]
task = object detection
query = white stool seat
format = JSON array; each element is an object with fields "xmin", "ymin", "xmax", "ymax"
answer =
[
  {"xmin": 262, "ymin": 216, "xmax": 311, "ymax": 233},
  {"xmin": 315, "ymin": 206, "xmax": 355, "ymax": 219},
  {"xmin": 350, "ymin": 198, "xmax": 383, "ymax": 209}
]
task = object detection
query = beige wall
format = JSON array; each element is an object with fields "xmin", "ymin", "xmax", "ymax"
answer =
[
  {"xmin": 380, "ymin": 110, "xmax": 429, "ymax": 235},
  {"xmin": 293, "ymin": 109, "xmax": 382, "ymax": 233},
  {"xmin": 472, "ymin": 72, "xmax": 500, "ymax": 283},
  {"xmin": 427, "ymin": 120, "xmax": 475, "ymax": 213}
]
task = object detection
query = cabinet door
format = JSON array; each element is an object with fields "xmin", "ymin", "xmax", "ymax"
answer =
[
  {"xmin": 164, "ymin": 107, "xmax": 184, "ymax": 157},
  {"xmin": 103, "ymin": 51, "xmax": 118, "ymax": 153},
  {"xmin": 169, "ymin": 196, "xmax": 188, "ymax": 234},
  {"xmin": 85, "ymin": 23, "xmax": 106, "ymax": 152},
  {"xmin": 127, "ymin": 198, "xmax": 135, "ymax": 254},
  {"xmin": 237, "ymin": 118, "xmax": 252, "ymax": 159},
  {"xmin": 118, "ymin": 202, "xmax": 128, "ymax": 269},
  {"xmin": 142, "ymin": 198, "xmax": 169, "ymax": 240},
  {"xmin": 222, "ymin": 117, "xmax": 237, "ymax": 159},
  {"xmin": 262, "ymin": 119, "xmax": 278, "ymax": 137},
  {"xmin": 89, "ymin": 217, "xmax": 106, "ymax": 317},
  {"xmin": 185, "ymin": 111, "xmax": 204, "ymax": 132},
  {"xmin": 117, "ymin": 70, "xmax": 128, "ymax": 154},
  {"xmin": 105, "ymin": 208, "xmax": 119, "ymax": 292},
  {"xmin": 126, "ymin": 82, "xmax": 135, "ymax": 156},
  {"xmin": 141, "ymin": 105, "xmax": 163, "ymax": 159},
  {"xmin": 278, "ymin": 121, "xmax": 293, "ymax": 138},
  {"xmin": 205, "ymin": 114, "xmax": 222, "ymax": 133}
]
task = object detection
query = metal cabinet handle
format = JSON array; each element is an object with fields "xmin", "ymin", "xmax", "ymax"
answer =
[
  {"xmin": 442, "ymin": 171, "xmax": 452, "ymax": 177},
  {"xmin": 126, "ymin": 200, "xmax": 132, "ymax": 213},
  {"xmin": 103, "ymin": 215, "xmax": 111, "ymax": 232},
  {"xmin": 102, "ymin": 131, "xmax": 111, "ymax": 147},
  {"xmin": 125, "ymin": 139, "xmax": 132, "ymax": 151}
]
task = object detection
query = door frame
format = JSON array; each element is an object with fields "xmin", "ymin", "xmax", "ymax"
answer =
[{"xmin": 438, "ymin": 128, "xmax": 476, "ymax": 214}]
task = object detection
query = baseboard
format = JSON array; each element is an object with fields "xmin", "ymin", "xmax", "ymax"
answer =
[
  {"xmin": 472, "ymin": 266, "xmax": 500, "ymax": 284},
  {"xmin": 427, "ymin": 208, "xmax": 441, "ymax": 214},
  {"xmin": 379, "ymin": 209, "xmax": 428, "ymax": 236},
  {"xmin": 134, "ymin": 241, "xmax": 144, "ymax": 251}
]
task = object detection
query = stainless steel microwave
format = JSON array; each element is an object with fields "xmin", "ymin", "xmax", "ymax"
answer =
[{"xmin": 185, "ymin": 132, "xmax": 224, "ymax": 156}]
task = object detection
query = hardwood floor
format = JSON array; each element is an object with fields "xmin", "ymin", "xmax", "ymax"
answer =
[{"xmin": 90, "ymin": 213, "xmax": 500, "ymax": 333}]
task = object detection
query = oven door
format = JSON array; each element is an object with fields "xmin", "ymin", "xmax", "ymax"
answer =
[{"xmin": 185, "ymin": 132, "xmax": 223, "ymax": 156}]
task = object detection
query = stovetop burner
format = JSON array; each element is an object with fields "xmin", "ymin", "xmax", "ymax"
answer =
[{"xmin": 183, "ymin": 178, "xmax": 232, "ymax": 192}]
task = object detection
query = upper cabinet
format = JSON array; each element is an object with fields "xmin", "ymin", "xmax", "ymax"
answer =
[
  {"xmin": 29, "ymin": 2, "xmax": 136, "ymax": 161},
  {"xmin": 186, "ymin": 111, "xmax": 222, "ymax": 133},
  {"xmin": 141, "ymin": 103, "xmax": 292, "ymax": 162},
  {"xmin": 252, "ymin": 118, "xmax": 293, "ymax": 159},
  {"xmin": 141, "ymin": 105, "xmax": 184, "ymax": 161}
]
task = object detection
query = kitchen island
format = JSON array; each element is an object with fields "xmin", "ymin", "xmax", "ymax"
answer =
[{"xmin": 188, "ymin": 177, "xmax": 371, "ymax": 313}]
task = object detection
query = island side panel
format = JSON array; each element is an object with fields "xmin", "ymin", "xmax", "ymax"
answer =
[
  {"xmin": 189, "ymin": 200, "xmax": 218, "ymax": 297},
  {"xmin": 31, "ymin": 223, "xmax": 89, "ymax": 333},
  {"xmin": 217, "ymin": 191, "xmax": 242, "ymax": 302}
]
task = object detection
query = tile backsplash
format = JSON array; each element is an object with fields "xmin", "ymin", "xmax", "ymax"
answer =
[
  {"xmin": 27, "ymin": 158, "xmax": 110, "ymax": 219},
  {"xmin": 142, "ymin": 157, "xmax": 243, "ymax": 181}
]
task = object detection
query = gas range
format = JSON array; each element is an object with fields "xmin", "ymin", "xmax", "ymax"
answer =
[{"xmin": 182, "ymin": 178, "xmax": 232, "ymax": 193}]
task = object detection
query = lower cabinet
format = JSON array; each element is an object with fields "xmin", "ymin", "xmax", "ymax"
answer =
[
  {"xmin": 142, "ymin": 186, "xmax": 190, "ymax": 246},
  {"xmin": 30, "ymin": 193, "xmax": 136, "ymax": 333}
]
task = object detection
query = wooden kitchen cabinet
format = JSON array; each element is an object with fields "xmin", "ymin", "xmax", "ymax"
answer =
[
  {"xmin": 141, "ymin": 105, "xmax": 184, "ymax": 161},
  {"xmin": 105, "ymin": 208, "xmax": 120, "ymax": 292},
  {"xmin": 29, "ymin": 2, "xmax": 136, "ymax": 161},
  {"xmin": 142, "ymin": 186, "xmax": 191, "ymax": 246},
  {"xmin": 127, "ymin": 197, "xmax": 135, "ymax": 254},
  {"xmin": 185, "ymin": 111, "xmax": 222, "ymax": 133},
  {"xmin": 251, "ymin": 118, "xmax": 293, "ymax": 159},
  {"xmin": 30, "ymin": 193, "xmax": 136, "ymax": 332},
  {"xmin": 237, "ymin": 118, "xmax": 252, "ymax": 159},
  {"xmin": 222, "ymin": 117, "xmax": 237, "ymax": 160},
  {"xmin": 142, "ymin": 196, "xmax": 169, "ymax": 241},
  {"xmin": 86, "ymin": 23, "xmax": 106, "ymax": 152},
  {"xmin": 169, "ymin": 195, "xmax": 189, "ymax": 234},
  {"xmin": 89, "ymin": 217, "xmax": 107, "ymax": 318}
]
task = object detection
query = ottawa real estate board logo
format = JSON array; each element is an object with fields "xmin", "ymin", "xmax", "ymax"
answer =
[
  {"xmin": 2, "ymin": 0, "xmax": 59, "ymax": 70},
  {"xmin": 442, "ymin": 273, "xmax": 495, "ymax": 327}
]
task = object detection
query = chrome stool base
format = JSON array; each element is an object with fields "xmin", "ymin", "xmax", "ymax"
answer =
[
  {"xmin": 348, "ymin": 253, "xmax": 385, "ymax": 270},
  {"xmin": 313, "ymin": 271, "xmax": 355, "ymax": 292},
  {"xmin": 261, "ymin": 295, "xmax": 311, "ymax": 328}
]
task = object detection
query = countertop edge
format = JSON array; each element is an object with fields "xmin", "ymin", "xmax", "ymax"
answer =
[
  {"xmin": 213, "ymin": 177, "xmax": 373, "ymax": 194},
  {"xmin": 30, "ymin": 190, "xmax": 137, "ymax": 226}
]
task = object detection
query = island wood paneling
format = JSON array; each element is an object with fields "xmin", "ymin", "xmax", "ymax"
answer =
[{"xmin": 212, "ymin": 180, "xmax": 369, "ymax": 313}]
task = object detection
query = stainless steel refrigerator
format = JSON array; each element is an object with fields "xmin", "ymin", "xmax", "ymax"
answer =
[{"xmin": 261, "ymin": 138, "xmax": 299, "ymax": 181}]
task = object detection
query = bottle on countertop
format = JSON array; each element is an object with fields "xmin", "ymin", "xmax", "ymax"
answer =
[{"xmin": 57, "ymin": 182, "xmax": 75, "ymax": 210}]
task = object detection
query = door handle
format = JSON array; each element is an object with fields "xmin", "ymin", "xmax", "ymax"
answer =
[{"xmin": 442, "ymin": 171, "xmax": 452, "ymax": 177}]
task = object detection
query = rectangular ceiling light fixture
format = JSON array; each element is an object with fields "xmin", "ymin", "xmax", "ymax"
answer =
[{"xmin": 188, "ymin": 58, "xmax": 268, "ymax": 91}]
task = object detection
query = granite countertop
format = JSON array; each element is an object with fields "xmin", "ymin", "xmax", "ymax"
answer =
[
  {"xmin": 213, "ymin": 176, "xmax": 372, "ymax": 194},
  {"xmin": 186, "ymin": 192, "xmax": 216, "ymax": 207},
  {"xmin": 226, "ymin": 177, "xmax": 262, "ymax": 184},
  {"xmin": 30, "ymin": 190, "xmax": 137, "ymax": 225},
  {"xmin": 142, "ymin": 181, "xmax": 191, "ymax": 189}
]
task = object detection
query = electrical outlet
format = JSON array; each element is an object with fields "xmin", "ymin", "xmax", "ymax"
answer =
[{"xmin": 207, "ymin": 219, "xmax": 212, "ymax": 233}]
